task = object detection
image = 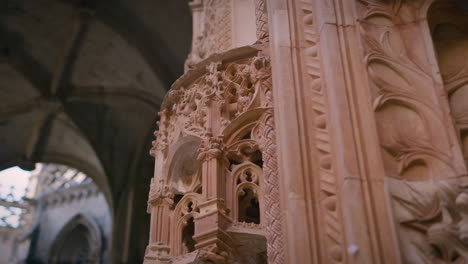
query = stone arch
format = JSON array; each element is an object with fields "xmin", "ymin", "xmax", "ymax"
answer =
[
  {"xmin": 166, "ymin": 136, "xmax": 202, "ymax": 195},
  {"xmin": 171, "ymin": 193, "xmax": 203, "ymax": 256},
  {"xmin": 223, "ymin": 109, "xmax": 266, "ymax": 224},
  {"xmin": 230, "ymin": 162, "xmax": 264, "ymax": 224},
  {"xmin": 49, "ymin": 213, "xmax": 103, "ymax": 264},
  {"xmin": 428, "ymin": 0, "xmax": 468, "ymax": 167}
]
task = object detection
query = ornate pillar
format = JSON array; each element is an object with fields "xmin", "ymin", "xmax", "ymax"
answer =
[
  {"xmin": 266, "ymin": 0, "xmax": 468, "ymax": 263},
  {"xmin": 193, "ymin": 133, "xmax": 232, "ymax": 260},
  {"xmin": 144, "ymin": 178, "xmax": 174, "ymax": 264},
  {"xmin": 266, "ymin": 0, "xmax": 400, "ymax": 263}
]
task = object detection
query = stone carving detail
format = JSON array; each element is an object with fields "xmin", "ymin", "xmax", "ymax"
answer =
[
  {"xmin": 145, "ymin": 47, "xmax": 284, "ymax": 263},
  {"xmin": 254, "ymin": 0, "xmax": 269, "ymax": 42},
  {"xmin": 430, "ymin": 1, "xmax": 468, "ymax": 167},
  {"xmin": 392, "ymin": 180, "xmax": 468, "ymax": 263},
  {"xmin": 254, "ymin": 110, "xmax": 285, "ymax": 264},
  {"xmin": 300, "ymin": 1, "xmax": 346, "ymax": 263},
  {"xmin": 357, "ymin": 0, "xmax": 468, "ymax": 262},
  {"xmin": 185, "ymin": 0, "xmax": 232, "ymax": 71},
  {"xmin": 148, "ymin": 178, "xmax": 174, "ymax": 204},
  {"xmin": 150, "ymin": 54, "xmax": 273, "ymax": 157},
  {"xmin": 197, "ymin": 132, "xmax": 225, "ymax": 161}
]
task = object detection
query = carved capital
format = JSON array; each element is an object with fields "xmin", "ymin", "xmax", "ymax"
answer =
[
  {"xmin": 197, "ymin": 132, "xmax": 225, "ymax": 162},
  {"xmin": 148, "ymin": 178, "xmax": 174, "ymax": 206},
  {"xmin": 249, "ymin": 56, "xmax": 271, "ymax": 83}
]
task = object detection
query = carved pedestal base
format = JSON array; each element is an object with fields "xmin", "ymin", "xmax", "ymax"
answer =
[
  {"xmin": 143, "ymin": 243, "xmax": 171, "ymax": 264},
  {"xmin": 194, "ymin": 200, "xmax": 233, "ymax": 258}
]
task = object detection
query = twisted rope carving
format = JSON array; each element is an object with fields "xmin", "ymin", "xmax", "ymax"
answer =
[
  {"xmin": 261, "ymin": 109, "xmax": 285, "ymax": 264},
  {"xmin": 253, "ymin": 63, "xmax": 285, "ymax": 264},
  {"xmin": 254, "ymin": 0, "xmax": 269, "ymax": 42}
]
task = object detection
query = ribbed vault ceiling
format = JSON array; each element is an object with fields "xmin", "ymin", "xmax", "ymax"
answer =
[{"xmin": 0, "ymin": 2, "xmax": 191, "ymax": 261}]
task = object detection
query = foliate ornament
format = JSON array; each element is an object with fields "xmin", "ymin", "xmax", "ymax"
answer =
[
  {"xmin": 254, "ymin": 0, "xmax": 269, "ymax": 42},
  {"xmin": 203, "ymin": 62, "xmax": 225, "ymax": 103},
  {"xmin": 358, "ymin": 0, "xmax": 468, "ymax": 262},
  {"xmin": 359, "ymin": 0, "xmax": 457, "ymax": 180},
  {"xmin": 150, "ymin": 109, "xmax": 170, "ymax": 157},
  {"xmin": 226, "ymin": 140, "xmax": 261, "ymax": 165},
  {"xmin": 197, "ymin": 132, "xmax": 225, "ymax": 161},
  {"xmin": 148, "ymin": 178, "xmax": 174, "ymax": 205},
  {"xmin": 392, "ymin": 181, "xmax": 468, "ymax": 263},
  {"xmin": 148, "ymin": 47, "xmax": 282, "ymax": 263},
  {"xmin": 252, "ymin": 56, "xmax": 273, "ymax": 108},
  {"xmin": 153, "ymin": 55, "xmax": 271, "ymax": 160}
]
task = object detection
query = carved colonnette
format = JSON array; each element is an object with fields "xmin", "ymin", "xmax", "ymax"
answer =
[
  {"xmin": 144, "ymin": 45, "xmax": 282, "ymax": 264},
  {"xmin": 355, "ymin": 0, "xmax": 468, "ymax": 263}
]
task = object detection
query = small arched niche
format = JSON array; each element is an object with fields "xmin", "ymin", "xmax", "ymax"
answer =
[
  {"xmin": 168, "ymin": 137, "xmax": 202, "ymax": 195},
  {"xmin": 181, "ymin": 216, "xmax": 196, "ymax": 254},
  {"xmin": 238, "ymin": 188, "xmax": 261, "ymax": 224}
]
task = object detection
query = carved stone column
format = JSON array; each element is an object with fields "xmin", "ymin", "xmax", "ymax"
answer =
[
  {"xmin": 267, "ymin": 0, "xmax": 468, "ymax": 263},
  {"xmin": 266, "ymin": 0, "xmax": 401, "ymax": 263},
  {"xmin": 144, "ymin": 178, "xmax": 174, "ymax": 264},
  {"xmin": 193, "ymin": 134, "xmax": 232, "ymax": 260}
]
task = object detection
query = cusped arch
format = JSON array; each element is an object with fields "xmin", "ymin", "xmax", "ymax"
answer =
[
  {"xmin": 230, "ymin": 162, "xmax": 265, "ymax": 224},
  {"xmin": 171, "ymin": 192, "xmax": 203, "ymax": 256}
]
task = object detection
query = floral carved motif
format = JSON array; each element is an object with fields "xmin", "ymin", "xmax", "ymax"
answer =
[
  {"xmin": 358, "ymin": 0, "xmax": 458, "ymax": 180},
  {"xmin": 392, "ymin": 181, "xmax": 468, "ymax": 263},
  {"xmin": 254, "ymin": 0, "xmax": 269, "ymax": 42},
  {"xmin": 150, "ymin": 53, "xmax": 273, "ymax": 157},
  {"xmin": 358, "ymin": 0, "xmax": 468, "ymax": 262},
  {"xmin": 197, "ymin": 132, "xmax": 225, "ymax": 161},
  {"xmin": 148, "ymin": 178, "xmax": 174, "ymax": 205}
]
